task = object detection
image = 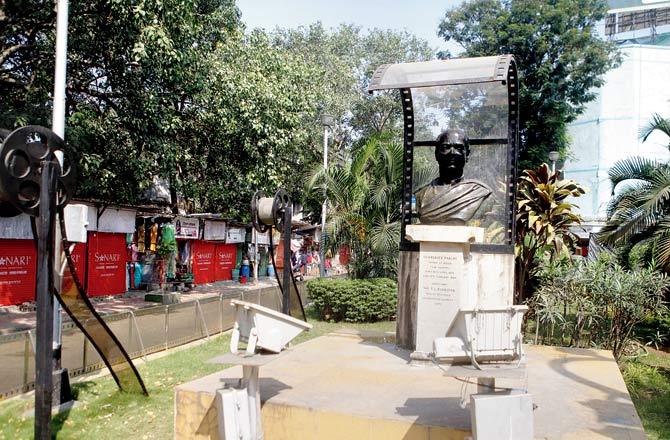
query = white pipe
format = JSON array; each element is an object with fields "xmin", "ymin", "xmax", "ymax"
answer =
[
  {"xmin": 253, "ymin": 229, "xmax": 259, "ymax": 284},
  {"xmin": 52, "ymin": 0, "xmax": 69, "ymax": 140},
  {"xmin": 319, "ymin": 126, "xmax": 328, "ymax": 277},
  {"xmin": 51, "ymin": 0, "xmax": 69, "ymax": 351}
]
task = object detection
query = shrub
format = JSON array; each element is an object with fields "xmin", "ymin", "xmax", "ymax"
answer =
[
  {"xmin": 634, "ymin": 312, "xmax": 670, "ymax": 350},
  {"xmin": 530, "ymin": 253, "xmax": 669, "ymax": 360},
  {"xmin": 515, "ymin": 163, "xmax": 585, "ymax": 302},
  {"xmin": 306, "ymin": 278, "xmax": 397, "ymax": 323}
]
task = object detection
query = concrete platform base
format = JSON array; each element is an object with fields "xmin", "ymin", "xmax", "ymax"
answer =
[
  {"xmin": 144, "ymin": 292, "xmax": 181, "ymax": 304},
  {"xmin": 174, "ymin": 331, "xmax": 645, "ymax": 440}
]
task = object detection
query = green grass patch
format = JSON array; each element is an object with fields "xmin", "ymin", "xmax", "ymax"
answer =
[
  {"xmin": 621, "ymin": 349, "xmax": 670, "ymax": 440},
  {"xmin": 0, "ymin": 314, "xmax": 394, "ymax": 439}
]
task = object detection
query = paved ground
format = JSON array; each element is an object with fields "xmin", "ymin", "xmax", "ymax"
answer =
[
  {"xmin": 176, "ymin": 332, "xmax": 646, "ymax": 440},
  {"xmin": 0, "ymin": 277, "xmax": 303, "ymax": 334}
]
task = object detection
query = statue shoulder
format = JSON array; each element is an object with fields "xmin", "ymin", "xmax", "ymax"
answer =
[
  {"xmin": 414, "ymin": 178, "xmax": 441, "ymax": 195},
  {"xmin": 461, "ymin": 179, "xmax": 493, "ymax": 193}
]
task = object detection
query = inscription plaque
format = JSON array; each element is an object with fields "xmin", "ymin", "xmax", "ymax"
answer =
[{"xmin": 414, "ymin": 241, "xmax": 467, "ymax": 355}]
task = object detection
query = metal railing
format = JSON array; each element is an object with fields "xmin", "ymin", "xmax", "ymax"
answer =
[{"xmin": 0, "ymin": 282, "xmax": 300, "ymax": 399}]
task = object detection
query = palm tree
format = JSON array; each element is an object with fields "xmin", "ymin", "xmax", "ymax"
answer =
[
  {"xmin": 306, "ymin": 134, "xmax": 434, "ymax": 278},
  {"xmin": 599, "ymin": 113, "xmax": 670, "ymax": 268}
]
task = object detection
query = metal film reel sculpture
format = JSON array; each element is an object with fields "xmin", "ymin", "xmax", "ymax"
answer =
[
  {"xmin": 0, "ymin": 126, "xmax": 147, "ymax": 398},
  {"xmin": 251, "ymin": 189, "xmax": 306, "ymax": 320},
  {"xmin": 0, "ymin": 126, "xmax": 75, "ymax": 216}
]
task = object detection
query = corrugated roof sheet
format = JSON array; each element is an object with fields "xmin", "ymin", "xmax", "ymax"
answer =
[{"xmin": 608, "ymin": 0, "xmax": 670, "ymax": 11}]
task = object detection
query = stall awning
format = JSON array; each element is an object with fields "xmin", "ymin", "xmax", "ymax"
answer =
[{"xmin": 368, "ymin": 55, "xmax": 514, "ymax": 91}]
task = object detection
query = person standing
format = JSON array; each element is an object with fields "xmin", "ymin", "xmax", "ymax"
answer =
[{"xmin": 311, "ymin": 249, "xmax": 320, "ymax": 276}]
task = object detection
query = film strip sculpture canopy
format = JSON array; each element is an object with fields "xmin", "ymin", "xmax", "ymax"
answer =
[
  {"xmin": 0, "ymin": 126, "xmax": 147, "ymax": 439},
  {"xmin": 368, "ymin": 55, "xmax": 519, "ymax": 253}
]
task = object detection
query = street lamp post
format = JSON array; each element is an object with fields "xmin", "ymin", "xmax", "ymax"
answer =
[
  {"xmin": 47, "ymin": 0, "xmax": 73, "ymax": 433},
  {"xmin": 319, "ymin": 114, "xmax": 334, "ymax": 277},
  {"xmin": 548, "ymin": 151, "xmax": 560, "ymax": 175}
]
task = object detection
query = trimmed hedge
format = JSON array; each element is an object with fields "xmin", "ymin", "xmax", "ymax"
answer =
[{"xmin": 305, "ymin": 278, "xmax": 397, "ymax": 323}]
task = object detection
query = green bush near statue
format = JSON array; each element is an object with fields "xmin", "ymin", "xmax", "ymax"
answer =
[{"xmin": 306, "ymin": 278, "xmax": 397, "ymax": 323}]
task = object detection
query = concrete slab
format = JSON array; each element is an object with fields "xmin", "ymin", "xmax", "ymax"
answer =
[
  {"xmin": 208, "ymin": 351, "xmax": 286, "ymax": 367},
  {"xmin": 175, "ymin": 332, "xmax": 645, "ymax": 440}
]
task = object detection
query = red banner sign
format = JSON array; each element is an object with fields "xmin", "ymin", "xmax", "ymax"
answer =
[
  {"xmin": 215, "ymin": 243, "xmax": 237, "ymax": 281},
  {"xmin": 0, "ymin": 239, "xmax": 37, "ymax": 305},
  {"xmin": 86, "ymin": 232, "xmax": 127, "ymax": 297},
  {"xmin": 193, "ymin": 240, "xmax": 216, "ymax": 284},
  {"xmin": 339, "ymin": 245, "xmax": 350, "ymax": 266},
  {"xmin": 274, "ymin": 240, "xmax": 285, "ymax": 270}
]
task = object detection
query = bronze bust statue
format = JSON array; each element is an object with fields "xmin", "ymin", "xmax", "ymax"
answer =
[{"xmin": 415, "ymin": 129, "xmax": 492, "ymax": 225}]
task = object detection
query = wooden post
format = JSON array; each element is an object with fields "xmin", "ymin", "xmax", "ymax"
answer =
[{"xmin": 34, "ymin": 160, "xmax": 57, "ymax": 440}]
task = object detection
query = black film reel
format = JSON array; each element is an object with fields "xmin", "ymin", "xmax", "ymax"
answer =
[
  {"xmin": 272, "ymin": 189, "xmax": 291, "ymax": 230},
  {"xmin": 0, "ymin": 126, "xmax": 76, "ymax": 217}
]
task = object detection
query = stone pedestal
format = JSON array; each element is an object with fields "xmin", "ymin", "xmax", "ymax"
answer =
[
  {"xmin": 395, "ymin": 250, "xmax": 419, "ymax": 349},
  {"xmin": 400, "ymin": 225, "xmax": 515, "ymax": 360}
]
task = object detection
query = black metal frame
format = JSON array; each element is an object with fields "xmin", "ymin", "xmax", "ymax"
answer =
[
  {"xmin": 397, "ymin": 58, "xmax": 520, "ymax": 252},
  {"xmin": 399, "ymin": 88, "xmax": 417, "ymax": 252},
  {"xmin": 507, "ymin": 58, "xmax": 519, "ymax": 248}
]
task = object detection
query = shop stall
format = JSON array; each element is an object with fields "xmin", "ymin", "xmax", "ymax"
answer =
[
  {"xmin": 0, "ymin": 214, "xmax": 35, "ymax": 305},
  {"xmin": 225, "ymin": 225, "xmax": 247, "ymax": 281},
  {"xmin": 0, "ymin": 205, "xmax": 89, "ymax": 305},
  {"xmin": 0, "ymin": 238, "xmax": 36, "ymax": 305},
  {"xmin": 192, "ymin": 239, "xmax": 216, "ymax": 284},
  {"xmin": 253, "ymin": 230, "xmax": 271, "ymax": 278},
  {"xmin": 133, "ymin": 214, "xmax": 181, "ymax": 290},
  {"xmin": 86, "ymin": 232, "xmax": 127, "ymax": 296},
  {"xmin": 205, "ymin": 218, "xmax": 236, "ymax": 282},
  {"xmin": 85, "ymin": 205, "xmax": 136, "ymax": 296},
  {"xmin": 174, "ymin": 215, "xmax": 199, "ymax": 285}
]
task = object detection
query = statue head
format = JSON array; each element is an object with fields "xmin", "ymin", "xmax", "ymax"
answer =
[{"xmin": 435, "ymin": 128, "xmax": 469, "ymax": 184}]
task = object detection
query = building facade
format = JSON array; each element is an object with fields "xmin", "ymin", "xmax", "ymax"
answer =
[{"xmin": 564, "ymin": 0, "xmax": 670, "ymax": 221}]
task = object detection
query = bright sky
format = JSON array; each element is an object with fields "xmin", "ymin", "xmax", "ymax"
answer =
[{"xmin": 235, "ymin": 0, "xmax": 465, "ymax": 55}]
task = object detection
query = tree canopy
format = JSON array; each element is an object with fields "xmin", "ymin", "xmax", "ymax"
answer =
[
  {"xmin": 437, "ymin": 0, "xmax": 621, "ymax": 169},
  {"xmin": 270, "ymin": 23, "xmax": 434, "ymax": 223},
  {"xmin": 270, "ymin": 23, "xmax": 434, "ymax": 151},
  {"xmin": 1, "ymin": 0, "xmax": 327, "ymax": 217},
  {"xmin": 1, "ymin": 5, "xmax": 435, "ymax": 218}
]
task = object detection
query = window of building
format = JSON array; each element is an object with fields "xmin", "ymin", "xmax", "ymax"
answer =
[
  {"xmin": 606, "ymin": 13, "xmax": 616, "ymax": 36},
  {"xmin": 608, "ymin": 7, "xmax": 670, "ymax": 36}
]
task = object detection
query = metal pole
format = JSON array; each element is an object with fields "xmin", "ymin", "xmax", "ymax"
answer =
[
  {"xmin": 164, "ymin": 306, "xmax": 169, "ymax": 350},
  {"xmin": 548, "ymin": 151, "xmax": 559, "ymax": 177},
  {"xmin": 35, "ymin": 161, "xmax": 57, "ymax": 440},
  {"xmin": 319, "ymin": 125, "xmax": 328, "ymax": 277},
  {"xmin": 51, "ymin": 0, "xmax": 69, "ymax": 388},
  {"xmin": 130, "ymin": 312, "xmax": 147, "ymax": 360},
  {"xmin": 195, "ymin": 300, "xmax": 210, "ymax": 339},
  {"xmin": 252, "ymin": 229, "xmax": 259, "ymax": 284},
  {"xmin": 52, "ymin": 0, "xmax": 69, "ymax": 138},
  {"xmin": 219, "ymin": 294, "xmax": 224, "ymax": 334},
  {"xmin": 23, "ymin": 334, "xmax": 30, "ymax": 390},
  {"xmin": 282, "ymin": 206, "xmax": 292, "ymax": 315},
  {"xmin": 82, "ymin": 337, "xmax": 88, "ymax": 371},
  {"xmin": 128, "ymin": 312, "xmax": 133, "ymax": 348}
]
